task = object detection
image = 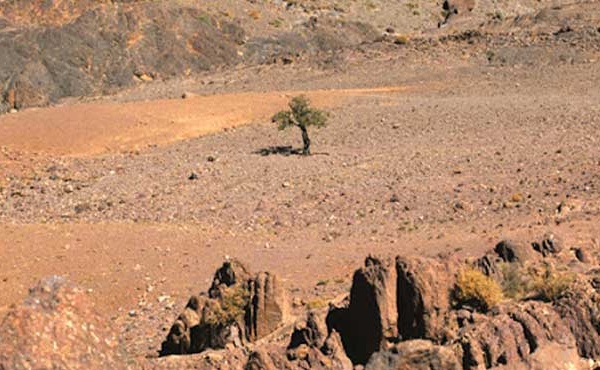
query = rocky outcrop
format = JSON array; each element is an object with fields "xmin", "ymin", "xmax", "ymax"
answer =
[
  {"xmin": 494, "ymin": 239, "xmax": 537, "ymax": 264},
  {"xmin": 532, "ymin": 233, "xmax": 564, "ymax": 257},
  {"xmin": 326, "ymin": 256, "xmax": 398, "ymax": 364},
  {"xmin": 156, "ymin": 234, "xmax": 600, "ymax": 369},
  {"xmin": 457, "ymin": 301, "xmax": 576, "ymax": 369},
  {"xmin": 0, "ymin": 276, "xmax": 129, "ymax": 369},
  {"xmin": 365, "ymin": 339, "xmax": 461, "ymax": 370},
  {"xmin": 0, "ymin": 1, "xmax": 381, "ymax": 114},
  {"xmin": 247, "ymin": 272, "xmax": 287, "ymax": 341},
  {"xmin": 553, "ymin": 281, "xmax": 600, "ymax": 359},
  {"xmin": 161, "ymin": 259, "xmax": 287, "ymax": 356}
]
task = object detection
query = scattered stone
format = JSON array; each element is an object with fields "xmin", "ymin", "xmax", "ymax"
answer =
[
  {"xmin": 532, "ymin": 233, "xmax": 564, "ymax": 257},
  {"xmin": 188, "ymin": 172, "xmax": 199, "ymax": 180},
  {"xmin": 573, "ymin": 247, "xmax": 594, "ymax": 264}
]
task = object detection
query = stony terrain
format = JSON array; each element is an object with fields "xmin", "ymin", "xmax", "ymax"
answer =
[{"xmin": 0, "ymin": 0, "xmax": 600, "ymax": 369}]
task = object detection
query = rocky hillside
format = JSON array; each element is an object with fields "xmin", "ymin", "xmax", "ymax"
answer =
[{"xmin": 1, "ymin": 0, "xmax": 589, "ymax": 113}]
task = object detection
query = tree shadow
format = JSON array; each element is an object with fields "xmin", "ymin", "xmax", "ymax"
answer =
[{"xmin": 254, "ymin": 146, "xmax": 303, "ymax": 156}]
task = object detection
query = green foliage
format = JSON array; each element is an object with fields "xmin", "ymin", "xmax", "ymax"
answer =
[
  {"xmin": 455, "ymin": 268, "xmax": 503, "ymax": 312},
  {"xmin": 272, "ymin": 95, "xmax": 328, "ymax": 131}
]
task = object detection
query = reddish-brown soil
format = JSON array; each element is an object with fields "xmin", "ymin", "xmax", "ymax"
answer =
[{"xmin": 1, "ymin": 4, "xmax": 600, "ymax": 361}]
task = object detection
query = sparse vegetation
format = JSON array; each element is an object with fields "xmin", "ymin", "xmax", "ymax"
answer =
[
  {"xmin": 531, "ymin": 264, "xmax": 575, "ymax": 302},
  {"xmin": 394, "ymin": 34, "xmax": 410, "ymax": 45},
  {"xmin": 455, "ymin": 268, "xmax": 503, "ymax": 312},
  {"xmin": 272, "ymin": 95, "xmax": 329, "ymax": 155},
  {"xmin": 202, "ymin": 285, "xmax": 250, "ymax": 326},
  {"xmin": 500, "ymin": 262, "xmax": 575, "ymax": 302}
]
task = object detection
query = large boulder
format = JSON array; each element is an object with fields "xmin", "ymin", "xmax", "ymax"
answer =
[
  {"xmin": 327, "ymin": 256, "xmax": 397, "ymax": 364},
  {"xmin": 396, "ymin": 255, "xmax": 460, "ymax": 342},
  {"xmin": 0, "ymin": 276, "xmax": 129, "ymax": 369},
  {"xmin": 494, "ymin": 239, "xmax": 537, "ymax": 264},
  {"xmin": 365, "ymin": 339, "xmax": 461, "ymax": 370}
]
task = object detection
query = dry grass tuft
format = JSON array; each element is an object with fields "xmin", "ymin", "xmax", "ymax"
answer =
[{"xmin": 455, "ymin": 268, "xmax": 503, "ymax": 312}]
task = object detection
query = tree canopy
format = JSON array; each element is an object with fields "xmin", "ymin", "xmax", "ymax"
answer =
[{"xmin": 272, "ymin": 95, "xmax": 328, "ymax": 131}]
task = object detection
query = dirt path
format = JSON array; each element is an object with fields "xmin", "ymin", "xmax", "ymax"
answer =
[{"xmin": 0, "ymin": 86, "xmax": 412, "ymax": 157}]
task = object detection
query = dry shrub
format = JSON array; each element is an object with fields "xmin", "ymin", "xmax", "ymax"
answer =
[
  {"xmin": 455, "ymin": 268, "xmax": 503, "ymax": 312},
  {"xmin": 500, "ymin": 262, "xmax": 533, "ymax": 300},
  {"xmin": 500, "ymin": 262, "xmax": 575, "ymax": 302},
  {"xmin": 248, "ymin": 10, "xmax": 261, "ymax": 20},
  {"xmin": 394, "ymin": 34, "xmax": 410, "ymax": 45},
  {"xmin": 531, "ymin": 263, "xmax": 575, "ymax": 302}
]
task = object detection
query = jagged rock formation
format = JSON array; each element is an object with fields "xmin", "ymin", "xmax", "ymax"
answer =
[
  {"xmin": 1, "ymin": 232, "xmax": 599, "ymax": 369},
  {"xmin": 365, "ymin": 340, "xmax": 461, "ymax": 370},
  {"xmin": 321, "ymin": 234, "xmax": 600, "ymax": 368},
  {"xmin": 160, "ymin": 259, "xmax": 287, "ymax": 356},
  {"xmin": 155, "ymin": 234, "xmax": 600, "ymax": 369},
  {"xmin": 0, "ymin": 276, "xmax": 129, "ymax": 369}
]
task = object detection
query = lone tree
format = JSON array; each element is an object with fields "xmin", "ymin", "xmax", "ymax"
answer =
[{"xmin": 272, "ymin": 95, "xmax": 328, "ymax": 155}]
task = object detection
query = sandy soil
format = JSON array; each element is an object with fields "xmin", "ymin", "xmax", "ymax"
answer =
[{"xmin": 1, "ymin": 24, "xmax": 599, "ymax": 361}]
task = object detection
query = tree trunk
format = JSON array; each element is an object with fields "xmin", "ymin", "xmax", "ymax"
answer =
[{"xmin": 300, "ymin": 126, "xmax": 311, "ymax": 155}]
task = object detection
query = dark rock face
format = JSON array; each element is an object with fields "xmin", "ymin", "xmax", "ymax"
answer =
[
  {"xmin": 0, "ymin": 2, "xmax": 379, "ymax": 113},
  {"xmin": 327, "ymin": 256, "xmax": 397, "ymax": 364},
  {"xmin": 0, "ymin": 2, "xmax": 244, "ymax": 113},
  {"xmin": 0, "ymin": 276, "xmax": 129, "ymax": 369},
  {"xmin": 365, "ymin": 339, "xmax": 461, "ymax": 370}
]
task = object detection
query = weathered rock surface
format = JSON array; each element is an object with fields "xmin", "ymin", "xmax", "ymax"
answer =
[
  {"xmin": 247, "ymin": 272, "xmax": 287, "ymax": 341},
  {"xmin": 457, "ymin": 301, "xmax": 577, "ymax": 369},
  {"xmin": 553, "ymin": 281, "xmax": 600, "ymax": 359},
  {"xmin": 494, "ymin": 239, "xmax": 536, "ymax": 264},
  {"xmin": 396, "ymin": 255, "xmax": 459, "ymax": 342},
  {"xmin": 364, "ymin": 339, "xmax": 461, "ymax": 370},
  {"xmin": 0, "ymin": 276, "xmax": 128, "ymax": 369},
  {"xmin": 0, "ymin": 1, "xmax": 380, "ymax": 113}
]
